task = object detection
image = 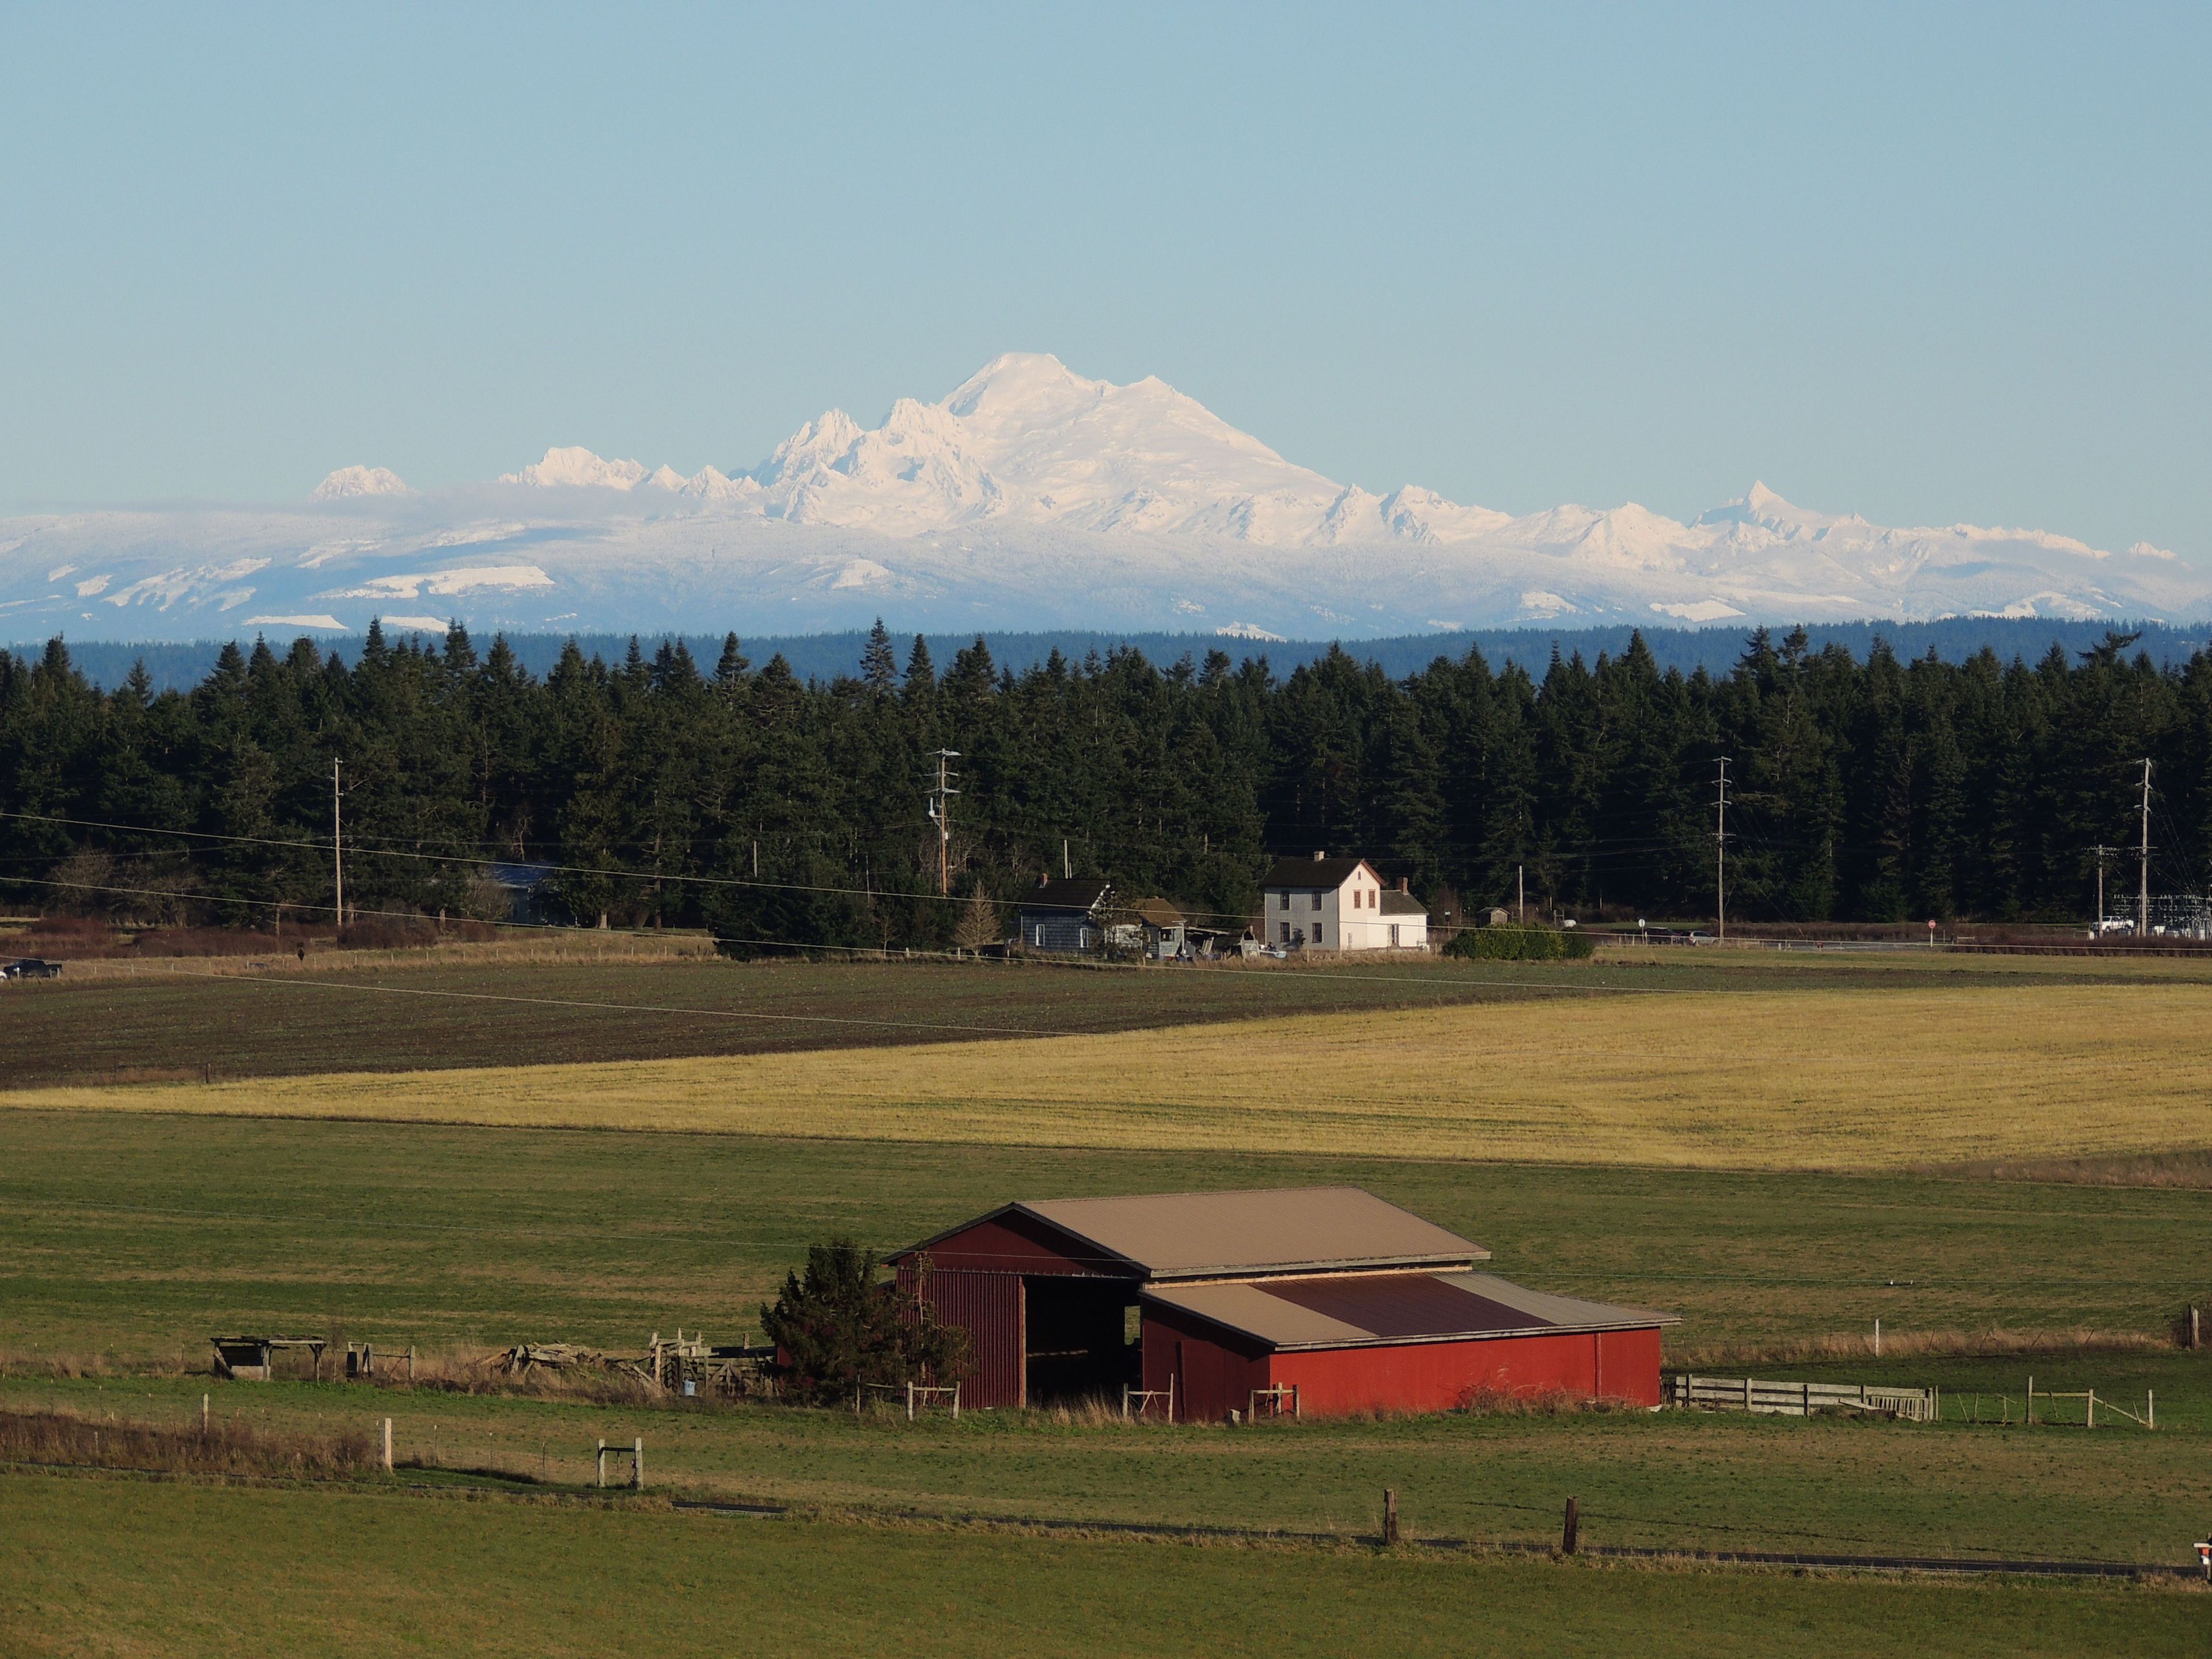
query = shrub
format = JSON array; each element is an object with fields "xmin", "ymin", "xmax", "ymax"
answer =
[
  {"xmin": 1443, "ymin": 925, "xmax": 1595, "ymax": 961},
  {"xmin": 760, "ymin": 1239, "xmax": 971, "ymax": 1405}
]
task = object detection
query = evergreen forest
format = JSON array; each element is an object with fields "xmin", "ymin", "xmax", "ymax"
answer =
[{"xmin": 2, "ymin": 619, "xmax": 2207, "ymax": 945}]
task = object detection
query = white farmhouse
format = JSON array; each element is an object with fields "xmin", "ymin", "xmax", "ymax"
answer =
[{"xmin": 1262, "ymin": 853, "xmax": 1429, "ymax": 952}]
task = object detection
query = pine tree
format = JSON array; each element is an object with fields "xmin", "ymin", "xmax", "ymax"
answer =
[{"xmin": 861, "ymin": 619, "xmax": 898, "ymax": 694}]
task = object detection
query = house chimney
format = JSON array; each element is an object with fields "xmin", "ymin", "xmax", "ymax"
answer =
[
  {"xmin": 1398, "ymin": 877, "xmax": 1409, "ymax": 892},
  {"xmin": 1037, "ymin": 872, "xmax": 1050, "ymax": 889},
  {"xmin": 1312, "ymin": 850, "xmax": 1326, "ymax": 861}
]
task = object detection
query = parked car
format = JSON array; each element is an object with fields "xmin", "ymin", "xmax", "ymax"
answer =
[{"xmin": 1, "ymin": 957, "xmax": 62, "ymax": 981}]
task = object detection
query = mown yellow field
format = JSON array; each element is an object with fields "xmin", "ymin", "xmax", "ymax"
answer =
[{"xmin": 14, "ymin": 979, "xmax": 2212, "ymax": 1171}]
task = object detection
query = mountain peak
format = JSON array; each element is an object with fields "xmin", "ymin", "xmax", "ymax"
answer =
[
  {"xmin": 500, "ymin": 446, "xmax": 649, "ymax": 490},
  {"xmin": 942, "ymin": 352, "xmax": 1100, "ymax": 426},
  {"xmin": 312, "ymin": 465, "xmax": 410, "ymax": 501}
]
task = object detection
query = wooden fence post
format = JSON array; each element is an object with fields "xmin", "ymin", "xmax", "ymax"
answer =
[
  {"xmin": 632, "ymin": 1437, "xmax": 643, "ymax": 1490},
  {"xmin": 2190, "ymin": 1305, "xmax": 2200, "ymax": 1351},
  {"xmin": 200, "ymin": 1393, "xmax": 209, "ymax": 1433},
  {"xmin": 596, "ymin": 1439, "xmax": 607, "ymax": 1488},
  {"xmin": 1562, "ymin": 1495, "xmax": 1580, "ymax": 1555},
  {"xmin": 2025, "ymin": 1376, "xmax": 2033, "ymax": 1426},
  {"xmin": 1382, "ymin": 1488, "xmax": 1399, "ymax": 1546},
  {"xmin": 381, "ymin": 1417, "xmax": 392, "ymax": 1472}
]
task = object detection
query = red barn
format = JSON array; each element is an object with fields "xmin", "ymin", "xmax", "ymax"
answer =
[{"xmin": 890, "ymin": 1187, "xmax": 1674, "ymax": 1419}]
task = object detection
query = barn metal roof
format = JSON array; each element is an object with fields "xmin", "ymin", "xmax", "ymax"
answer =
[
  {"xmin": 1142, "ymin": 1270, "xmax": 1677, "ymax": 1351},
  {"xmin": 1006, "ymin": 1187, "xmax": 1489, "ymax": 1280}
]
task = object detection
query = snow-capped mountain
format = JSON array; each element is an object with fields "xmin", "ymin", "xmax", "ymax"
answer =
[
  {"xmin": 3, "ymin": 353, "xmax": 2204, "ymax": 643},
  {"xmin": 309, "ymin": 465, "xmax": 411, "ymax": 501}
]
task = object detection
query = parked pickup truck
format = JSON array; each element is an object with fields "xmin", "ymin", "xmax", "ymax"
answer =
[{"xmin": 1, "ymin": 957, "xmax": 62, "ymax": 981}]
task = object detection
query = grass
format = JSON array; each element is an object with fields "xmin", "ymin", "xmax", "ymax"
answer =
[
  {"xmin": 7, "ymin": 1476, "xmax": 2198, "ymax": 1659},
  {"xmin": 12, "ymin": 976, "xmax": 2212, "ymax": 1171},
  {"xmin": 4, "ymin": 1110, "xmax": 2208, "ymax": 1362},
  {"xmin": 0, "ymin": 1405, "xmax": 375, "ymax": 1478},
  {"xmin": 6, "ymin": 1362, "xmax": 2212, "ymax": 1563},
  {"xmin": 9, "ymin": 950, "xmax": 2211, "ymax": 1645}
]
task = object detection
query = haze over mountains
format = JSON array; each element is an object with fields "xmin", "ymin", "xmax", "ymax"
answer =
[{"xmin": 5, "ymin": 353, "xmax": 2203, "ymax": 643}]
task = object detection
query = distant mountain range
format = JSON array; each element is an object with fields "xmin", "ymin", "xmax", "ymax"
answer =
[{"xmin": 5, "ymin": 353, "xmax": 2203, "ymax": 642}]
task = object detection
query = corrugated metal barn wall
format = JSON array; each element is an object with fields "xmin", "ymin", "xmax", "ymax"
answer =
[
  {"xmin": 900, "ymin": 1266, "xmax": 1024, "ymax": 1408},
  {"xmin": 1269, "ymin": 1327, "xmax": 1663, "ymax": 1416}
]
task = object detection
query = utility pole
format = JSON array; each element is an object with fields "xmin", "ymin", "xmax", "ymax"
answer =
[
  {"xmin": 2089, "ymin": 844, "xmax": 2112, "ymax": 933},
  {"xmin": 1063, "ymin": 837, "xmax": 1070, "ymax": 881},
  {"xmin": 1715, "ymin": 757, "xmax": 1732, "ymax": 944},
  {"xmin": 2139, "ymin": 757, "xmax": 2153, "ymax": 937},
  {"xmin": 925, "ymin": 750, "xmax": 960, "ymax": 897},
  {"xmin": 331, "ymin": 759, "xmax": 344, "ymax": 930},
  {"xmin": 1517, "ymin": 864, "xmax": 1525, "ymax": 925}
]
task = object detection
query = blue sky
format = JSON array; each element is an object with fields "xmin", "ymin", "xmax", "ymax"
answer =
[{"xmin": 2, "ymin": 3, "xmax": 2205, "ymax": 558}]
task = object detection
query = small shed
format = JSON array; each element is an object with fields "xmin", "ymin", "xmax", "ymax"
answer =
[
  {"xmin": 1378, "ymin": 882, "xmax": 1429, "ymax": 949},
  {"xmin": 1128, "ymin": 897, "xmax": 1187, "ymax": 960},
  {"xmin": 1016, "ymin": 877, "xmax": 1113, "ymax": 954},
  {"xmin": 891, "ymin": 1188, "xmax": 1673, "ymax": 1418},
  {"xmin": 490, "ymin": 863, "xmax": 555, "ymax": 926}
]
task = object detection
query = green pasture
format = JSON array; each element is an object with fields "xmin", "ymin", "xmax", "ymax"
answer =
[
  {"xmin": 2, "ymin": 1109, "xmax": 2206, "ymax": 1361},
  {"xmin": 7, "ymin": 1358, "xmax": 2208, "ymax": 1566},
  {"xmin": 8, "ymin": 1476, "xmax": 2196, "ymax": 1659}
]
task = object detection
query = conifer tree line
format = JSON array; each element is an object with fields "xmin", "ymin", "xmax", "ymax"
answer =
[{"xmin": 2, "ymin": 618, "xmax": 2207, "ymax": 945}]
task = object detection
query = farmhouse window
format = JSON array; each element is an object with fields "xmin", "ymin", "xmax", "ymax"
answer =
[
  {"xmin": 1389, "ymin": 924, "xmax": 1400, "ymax": 946},
  {"xmin": 1279, "ymin": 922, "xmax": 1289, "ymax": 944},
  {"xmin": 1310, "ymin": 892, "xmax": 1323, "ymax": 911}
]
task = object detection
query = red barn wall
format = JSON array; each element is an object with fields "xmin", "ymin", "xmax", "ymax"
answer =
[
  {"xmin": 1141, "ymin": 1305, "xmax": 1270, "ymax": 1422},
  {"xmin": 897, "ymin": 1213, "xmax": 1126, "ymax": 1277},
  {"xmin": 1270, "ymin": 1327, "xmax": 1663, "ymax": 1416},
  {"xmin": 1139, "ymin": 1314, "xmax": 1665, "ymax": 1421},
  {"xmin": 897, "ymin": 1267, "xmax": 1025, "ymax": 1409},
  {"xmin": 893, "ymin": 1213, "xmax": 1144, "ymax": 1411}
]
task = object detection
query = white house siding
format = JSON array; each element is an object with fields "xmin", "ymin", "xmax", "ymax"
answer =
[{"xmin": 1265, "ymin": 862, "xmax": 1414, "ymax": 952}]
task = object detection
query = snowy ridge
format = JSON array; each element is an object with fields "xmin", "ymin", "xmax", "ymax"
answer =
[
  {"xmin": 3, "ymin": 354, "xmax": 2204, "ymax": 641},
  {"xmin": 311, "ymin": 465, "xmax": 411, "ymax": 500}
]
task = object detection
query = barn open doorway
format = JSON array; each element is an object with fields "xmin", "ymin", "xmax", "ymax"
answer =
[{"xmin": 1022, "ymin": 1275, "xmax": 1139, "ymax": 1404}]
